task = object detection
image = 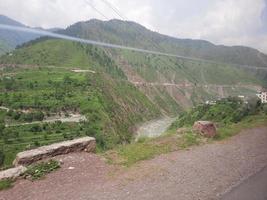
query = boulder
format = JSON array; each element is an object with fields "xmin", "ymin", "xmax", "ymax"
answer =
[
  {"xmin": 0, "ymin": 166, "xmax": 27, "ymax": 181},
  {"xmin": 13, "ymin": 137, "xmax": 96, "ymax": 166},
  {"xmin": 193, "ymin": 121, "xmax": 217, "ymax": 137}
]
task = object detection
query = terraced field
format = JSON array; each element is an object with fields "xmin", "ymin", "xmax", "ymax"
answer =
[{"xmin": 0, "ymin": 65, "xmax": 160, "ymax": 167}]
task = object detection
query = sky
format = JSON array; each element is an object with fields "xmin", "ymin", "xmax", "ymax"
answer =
[{"xmin": 0, "ymin": 0, "xmax": 267, "ymax": 53}]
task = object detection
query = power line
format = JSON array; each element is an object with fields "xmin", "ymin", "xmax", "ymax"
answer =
[
  {"xmin": 0, "ymin": 24, "xmax": 266, "ymax": 71},
  {"xmin": 100, "ymin": 0, "xmax": 164, "ymax": 52},
  {"xmin": 84, "ymin": 0, "xmax": 109, "ymax": 20},
  {"xmin": 100, "ymin": 0, "xmax": 128, "ymax": 20}
]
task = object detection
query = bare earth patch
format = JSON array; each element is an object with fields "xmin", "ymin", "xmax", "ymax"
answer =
[{"xmin": 1, "ymin": 126, "xmax": 267, "ymax": 200}]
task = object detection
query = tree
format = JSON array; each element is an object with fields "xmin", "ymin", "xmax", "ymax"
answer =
[
  {"xmin": 0, "ymin": 122, "xmax": 5, "ymax": 137},
  {"xmin": 0, "ymin": 150, "xmax": 5, "ymax": 166}
]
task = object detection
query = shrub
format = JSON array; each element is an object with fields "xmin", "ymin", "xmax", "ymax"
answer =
[
  {"xmin": 0, "ymin": 179, "xmax": 14, "ymax": 191},
  {"xmin": 0, "ymin": 150, "xmax": 5, "ymax": 166},
  {"xmin": 263, "ymin": 104, "xmax": 267, "ymax": 115},
  {"xmin": 171, "ymin": 97, "xmax": 261, "ymax": 129},
  {"xmin": 23, "ymin": 160, "xmax": 60, "ymax": 180}
]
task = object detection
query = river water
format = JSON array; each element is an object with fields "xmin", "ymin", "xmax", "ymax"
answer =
[{"xmin": 135, "ymin": 117, "xmax": 176, "ymax": 140}]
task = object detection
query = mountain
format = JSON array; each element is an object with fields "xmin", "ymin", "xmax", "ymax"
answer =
[
  {"xmin": 0, "ymin": 15, "xmax": 41, "ymax": 55},
  {"xmin": 0, "ymin": 19, "xmax": 266, "ymax": 165},
  {"xmin": 0, "ymin": 15, "xmax": 61, "ymax": 55},
  {"xmin": 53, "ymin": 19, "xmax": 266, "ymax": 112},
  {"xmin": 0, "ymin": 38, "xmax": 264, "ymax": 114},
  {"xmin": 59, "ymin": 19, "xmax": 267, "ymax": 68}
]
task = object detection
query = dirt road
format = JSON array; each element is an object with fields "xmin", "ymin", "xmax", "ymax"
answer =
[
  {"xmin": 1, "ymin": 126, "xmax": 267, "ymax": 200},
  {"xmin": 6, "ymin": 114, "xmax": 86, "ymax": 127},
  {"xmin": 221, "ymin": 166, "xmax": 267, "ymax": 200}
]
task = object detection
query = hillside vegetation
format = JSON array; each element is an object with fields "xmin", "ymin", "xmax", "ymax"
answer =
[
  {"xmin": 170, "ymin": 97, "xmax": 267, "ymax": 130},
  {"xmin": 0, "ymin": 19, "xmax": 267, "ymax": 168},
  {"xmin": 60, "ymin": 19, "xmax": 267, "ymax": 68},
  {"xmin": 0, "ymin": 15, "xmax": 44, "ymax": 55},
  {"xmin": 0, "ymin": 40, "xmax": 161, "ymax": 167}
]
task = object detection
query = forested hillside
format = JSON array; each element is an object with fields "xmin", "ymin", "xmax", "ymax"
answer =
[
  {"xmin": 0, "ymin": 40, "xmax": 161, "ymax": 167},
  {"xmin": 0, "ymin": 19, "xmax": 266, "ymax": 167},
  {"xmin": 59, "ymin": 19, "xmax": 267, "ymax": 68}
]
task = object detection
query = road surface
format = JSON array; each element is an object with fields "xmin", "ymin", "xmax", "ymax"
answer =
[
  {"xmin": 221, "ymin": 166, "xmax": 267, "ymax": 200},
  {"xmin": 1, "ymin": 126, "xmax": 267, "ymax": 200}
]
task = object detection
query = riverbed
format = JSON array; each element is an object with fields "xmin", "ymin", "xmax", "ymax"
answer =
[{"xmin": 135, "ymin": 117, "xmax": 176, "ymax": 140}]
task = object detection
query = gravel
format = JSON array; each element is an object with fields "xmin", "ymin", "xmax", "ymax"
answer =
[{"xmin": 1, "ymin": 126, "xmax": 267, "ymax": 200}]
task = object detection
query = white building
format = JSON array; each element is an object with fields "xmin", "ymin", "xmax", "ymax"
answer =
[{"xmin": 256, "ymin": 92, "xmax": 267, "ymax": 104}]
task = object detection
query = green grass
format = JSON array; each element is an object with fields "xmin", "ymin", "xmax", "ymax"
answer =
[
  {"xmin": 23, "ymin": 160, "xmax": 60, "ymax": 180},
  {"xmin": 0, "ymin": 64, "xmax": 160, "ymax": 167},
  {"xmin": 0, "ymin": 37, "xmax": 265, "ymax": 169},
  {"xmin": 0, "ymin": 179, "xmax": 14, "ymax": 191},
  {"xmin": 0, "ymin": 160, "xmax": 60, "ymax": 191},
  {"xmin": 104, "ymin": 130, "xmax": 201, "ymax": 167},
  {"xmin": 215, "ymin": 114, "xmax": 267, "ymax": 140},
  {"xmin": 104, "ymin": 113, "xmax": 267, "ymax": 167}
]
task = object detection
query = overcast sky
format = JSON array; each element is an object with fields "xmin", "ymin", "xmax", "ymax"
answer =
[{"xmin": 1, "ymin": 0, "xmax": 267, "ymax": 53}]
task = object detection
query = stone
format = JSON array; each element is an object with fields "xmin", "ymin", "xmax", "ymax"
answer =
[
  {"xmin": 0, "ymin": 166, "xmax": 27, "ymax": 181},
  {"xmin": 193, "ymin": 121, "xmax": 217, "ymax": 137},
  {"xmin": 13, "ymin": 137, "xmax": 96, "ymax": 166},
  {"xmin": 176, "ymin": 128, "xmax": 188, "ymax": 134}
]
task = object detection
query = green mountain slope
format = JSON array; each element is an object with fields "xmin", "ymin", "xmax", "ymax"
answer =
[
  {"xmin": 0, "ymin": 37, "xmax": 264, "ymax": 114},
  {"xmin": 0, "ymin": 15, "xmax": 61, "ymax": 55},
  {"xmin": 113, "ymin": 50, "xmax": 263, "ymax": 112},
  {"xmin": 59, "ymin": 19, "xmax": 267, "ymax": 68},
  {"xmin": 55, "ymin": 19, "xmax": 266, "ymax": 112},
  {"xmin": 0, "ymin": 40, "xmax": 162, "ymax": 166},
  {"xmin": 0, "ymin": 19, "xmax": 266, "ymax": 166}
]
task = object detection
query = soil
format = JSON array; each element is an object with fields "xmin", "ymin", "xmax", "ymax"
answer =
[{"xmin": 1, "ymin": 126, "xmax": 267, "ymax": 200}]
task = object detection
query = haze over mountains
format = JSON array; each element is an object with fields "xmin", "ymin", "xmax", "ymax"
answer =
[
  {"xmin": 0, "ymin": 13, "xmax": 267, "ymax": 165},
  {"xmin": 1, "ymin": 15, "xmax": 266, "ymax": 116},
  {"xmin": 60, "ymin": 19, "xmax": 267, "ymax": 68},
  {"xmin": 0, "ymin": 15, "xmax": 60, "ymax": 55},
  {"xmin": 0, "ymin": 15, "xmax": 267, "ymax": 68}
]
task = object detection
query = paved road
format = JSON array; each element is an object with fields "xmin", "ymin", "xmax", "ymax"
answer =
[{"xmin": 221, "ymin": 166, "xmax": 267, "ymax": 200}]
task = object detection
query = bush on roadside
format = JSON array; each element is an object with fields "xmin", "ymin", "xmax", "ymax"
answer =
[
  {"xmin": 0, "ymin": 179, "xmax": 14, "ymax": 191},
  {"xmin": 23, "ymin": 160, "xmax": 60, "ymax": 180},
  {"xmin": 171, "ymin": 97, "xmax": 263, "ymax": 130},
  {"xmin": 263, "ymin": 104, "xmax": 267, "ymax": 115}
]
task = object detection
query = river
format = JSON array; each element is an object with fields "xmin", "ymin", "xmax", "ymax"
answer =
[{"xmin": 135, "ymin": 117, "xmax": 176, "ymax": 140}]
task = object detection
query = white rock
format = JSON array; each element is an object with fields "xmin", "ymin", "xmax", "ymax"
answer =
[
  {"xmin": 13, "ymin": 137, "xmax": 96, "ymax": 166},
  {"xmin": 0, "ymin": 166, "xmax": 27, "ymax": 180}
]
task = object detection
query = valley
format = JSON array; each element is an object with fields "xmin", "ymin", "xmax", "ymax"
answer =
[
  {"xmin": 0, "ymin": 0, "xmax": 267, "ymax": 198},
  {"xmin": 0, "ymin": 18, "xmax": 266, "ymax": 171},
  {"xmin": 135, "ymin": 117, "xmax": 175, "ymax": 140}
]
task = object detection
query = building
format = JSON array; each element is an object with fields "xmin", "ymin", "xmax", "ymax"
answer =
[{"xmin": 256, "ymin": 92, "xmax": 267, "ymax": 104}]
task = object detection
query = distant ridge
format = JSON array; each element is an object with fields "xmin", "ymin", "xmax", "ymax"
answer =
[
  {"xmin": 0, "ymin": 15, "xmax": 59, "ymax": 55},
  {"xmin": 58, "ymin": 19, "xmax": 267, "ymax": 68}
]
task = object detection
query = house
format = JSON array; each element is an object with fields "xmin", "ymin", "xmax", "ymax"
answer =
[
  {"xmin": 205, "ymin": 100, "xmax": 216, "ymax": 105},
  {"xmin": 256, "ymin": 92, "xmax": 267, "ymax": 104}
]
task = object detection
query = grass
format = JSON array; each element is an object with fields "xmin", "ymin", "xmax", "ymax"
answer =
[
  {"xmin": 215, "ymin": 114, "xmax": 267, "ymax": 140},
  {"xmin": 0, "ymin": 38, "xmax": 265, "ymax": 169},
  {"xmin": 0, "ymin": 160, "xmax": 60, "ymax": 191},
  {"xmin": 0, "ymin": 179, "xmax": 14, "ymax": 191},
  {"xmin": 104, "ymin": 114, "xmax": 267, "ymax": 167},
  {"xmin": 104, "ymin": 130, "xmax": 201, "ymax": 167},
  {"xmin": 23, "ymin": 159, "xmax": 60, "ymax": 180},
  {"xmin": 0, "ymin": 66, "xmax": 160, "ymax": 167}
]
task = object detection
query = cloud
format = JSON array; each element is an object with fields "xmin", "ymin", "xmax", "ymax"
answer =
[{"xmin": 0, "ymin": 0, "xmax": 266, "ymax": 53}]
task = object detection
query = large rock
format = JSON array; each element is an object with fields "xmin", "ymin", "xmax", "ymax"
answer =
[
  {"xmin": 193, "ymin": 121, "xmax": 217, "ymax": 137},
  {"xmin": 0, "ymin": 166, "xmax": 27, "ymax": 181},
  {"xmin": 13, "ymin": 137, "xmax": 96, "ymax": 166}
]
